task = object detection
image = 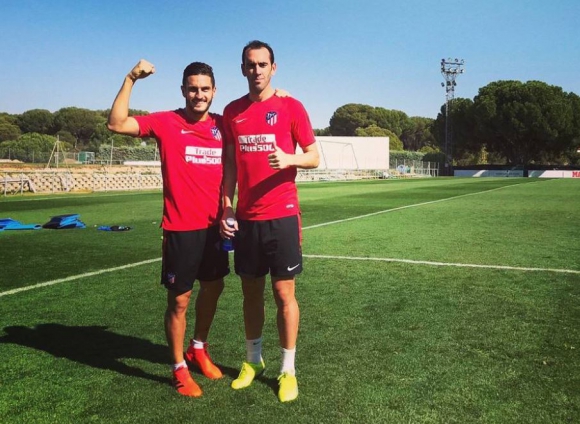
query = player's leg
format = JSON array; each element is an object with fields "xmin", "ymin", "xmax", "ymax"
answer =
[
  {"xmin": 271, "ymin": 277, "xmax": 299, "ymax": 402},
  {"xmin": 185, "ymin": 278, "xmax": 225, "ymax": 379},
  {"xmin": 231, "ymin": 220, "xmax": 267, "ymax": 389},
  {"xmin": 165, "ymin": 289, "xmax": 202, "ymax": 397},
  {"xmin": 193, "ymin": 278, "xmax": 224, "ymax": 341},
  {"xmin": 268, "ymin": 216, "xmax": 302, "ymax": 402},
  {"xmin": 242, "ymin": 275, "xmax": 267, "ymax": 342},
  {"xmin": 185, "ymin": 225, "xmax": 229, "ymax": 379},
  {"xmin": 165, "ymin": 289, "xmax": 192, "ymax": 364},
  {"xmin": 230, "ymin": 275, "xmax": 267, "ymax": 389},
  {"xmin": 271, "ymin": 277, "xmax": 299, "ymax": 351},
  {"xmin": 161, "ymin": 230, "xmax": 204, "ymax": 397}
]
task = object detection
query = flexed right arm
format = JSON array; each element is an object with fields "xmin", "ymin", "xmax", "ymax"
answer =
[{"xmin": 107, "ymin": 59, "xmax": 156, "ymax": 136}]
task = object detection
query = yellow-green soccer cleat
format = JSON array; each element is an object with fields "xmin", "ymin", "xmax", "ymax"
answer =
[
  {"xmin": 231, "ymin": 360, "xmax": 265, "ymax": 390},
  {"xmin": 277, "ymin": 372, "xmax": 298, "ymax": 402}
]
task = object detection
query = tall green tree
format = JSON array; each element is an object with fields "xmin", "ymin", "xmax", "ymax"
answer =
[
  {"xmin": 0, "ymin": 132, "xmax": 63, "ymax": 162},
  {"xmin": 55, "ymin": 130, "xmax": 77, "ymax": 145},
  {"xmin": 328, "ymin": 103, "xmax": 413, "ymax": 140},
  {"xmin": 472, "ymin": 80, "xmax": 578, "ymax": 164},
  {"xmin": 372, "ymin": 108, "xmax": 410, "ymax": 137},
  {"xmin": 567, "ymin": 92, "xmax": 580, "ymax": 164},
  {"xmin": 401, "ymin": 117, "xmax": 436, "ymax": 151},
  {"xmin": 0, "ymin": 120, "xmax": 22, "ymax": 142},
  {"xmin": 89, "ymin": 122, "xmax": 142, "ymax": 151},
  {"xmin": 96, "ymin": 109, "xmax": 150, "ymax": 119},
  {"xmin": 433, "ymin": 98, "xmax": 478, "ymax": 162},
  {"xmin": 314, "ymin": 127, "xmax": 331, "ymax": 136},
  {"xmin": 16, "ymin": 109, "xmax": 55, "ymax": 134},
  {"xmin": 0, "ymin": 113, "xmax": 18, "ymax": 125},
  {"xmin": 53, "ymin": 107, "xmax": 104, "ymax": 149},
  {"xmin": 355, "ymin": 125, "xmax": 403, "ymax": 150},
  {"xmin": 329, "ymin": 104, "xmax": 376, "ymax": 136}
]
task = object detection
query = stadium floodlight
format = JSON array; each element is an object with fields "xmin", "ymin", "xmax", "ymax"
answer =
[{"xmin": 440, "ymin": 57, "xmax": 465, "ymax": 175}]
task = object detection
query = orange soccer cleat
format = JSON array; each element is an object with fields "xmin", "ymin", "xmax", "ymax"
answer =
[
  {"xmin": 185, "ymin": 342, "xmax": 224, "ymax": 380},
  {"xmin": 172, "ymin": 366, "xmax": 202, "ymax": 397}
]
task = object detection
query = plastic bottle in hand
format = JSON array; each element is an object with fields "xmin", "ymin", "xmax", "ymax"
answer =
[{"xmin": 222, "ymin": 217, "xmax": 236, "ymax": 252}]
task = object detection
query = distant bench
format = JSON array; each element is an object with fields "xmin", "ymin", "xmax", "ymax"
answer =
[{"xmin": 1, "ymin": 174, "xmax": 36, "ymax": 195}]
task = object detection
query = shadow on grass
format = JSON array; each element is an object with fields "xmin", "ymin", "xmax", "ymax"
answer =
[
  {"xmin": 0, "ymin": 323, "xmax": 171, "ymax": 385},
  {"xmin": 263, "ymin": 375, "xmax": 280, "ymax": 396},
  {"xmin": 203, "ymin": 362, "xmax": 278, "ymax": 393},
  {"xmin": 204, "ymin": 362, "xmax": 278, "ymax": 392}
]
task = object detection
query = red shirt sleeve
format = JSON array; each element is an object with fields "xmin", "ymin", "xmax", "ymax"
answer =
[
  {"xmin": 133, "ymin": 114, "xmax": 158, "ymax": 138},
  {"xmin": 222, "ymin": 105, "xmax": 236, "ymax": 147}
]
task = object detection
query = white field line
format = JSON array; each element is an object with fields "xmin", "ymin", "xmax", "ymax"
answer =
[
  {"xmin": 303, "ymin": 254, "xmax": 580, "ymax": 275},
  {"xmin": 3, "ymin": 180, "xmax": 572, "ymax": 298},
  {"xmin": 0, "ymin": 258, "xmax": 161, "ymax": 298},
  {"xmin": 302, "ymin": 179, "xmax": 539, "ymax": 230}
]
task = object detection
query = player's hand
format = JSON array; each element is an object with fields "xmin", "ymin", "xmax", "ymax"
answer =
[
  {"xmin": 268, "ymin": 141, "xmax": 292, "ymax": 170},
  {"xmin": 274, "ymin": 88, "xmax": 292, "ymax": 98},
  {"xmin": 127, "ymin": 59, "xmax": 156, "ymax": 81},
  {"xmin": 220, "ymin": 208, "xmax": 238, "ymax": 239}
]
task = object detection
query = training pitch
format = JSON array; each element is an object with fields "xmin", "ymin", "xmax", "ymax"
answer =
[{"xmin": 1, "ymin": 178, "xmax": 579, "ymax": 423}]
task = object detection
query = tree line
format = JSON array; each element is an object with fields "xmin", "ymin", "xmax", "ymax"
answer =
[
  {"xmin": 1, "ymin": 79, "xmax": 579, "ymax": 166},
  {"xmin": 322, "ymin": 80, "xmax": 580, "ymax": 166},
  {"xmin": 0, "ymin": 107, "xmax": 153, "ymax": 161}
]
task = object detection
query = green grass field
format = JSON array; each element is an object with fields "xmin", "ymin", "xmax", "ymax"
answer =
[{"xmin": 1, "ymin": 178, "xmax": 579, "ymax": 423}]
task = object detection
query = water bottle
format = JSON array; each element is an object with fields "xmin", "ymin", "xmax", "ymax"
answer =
[{"xmin": 222, "ymin": 217, "xmax": 236, "ymax": 252}]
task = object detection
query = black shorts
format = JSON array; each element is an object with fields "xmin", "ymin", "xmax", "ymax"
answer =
[
  {"xmin": 234, "ymin": 215, "xmax": 302, "ymax": 278},
  {"xmin": 161, "ymin": 225, "xmax": 229, "ymax": 294}
]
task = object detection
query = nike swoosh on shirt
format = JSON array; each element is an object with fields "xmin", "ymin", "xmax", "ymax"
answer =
[
  {"xmin": 287, "ymin": 264, "xmax": 300, "ymax": 271},
  {"xmin": 235, "ymin": 118, "xmax": 248, "ymax": 124},
  {"xmin": 181, "ymin": 129, "xmax": 195, "ymax": 134}
]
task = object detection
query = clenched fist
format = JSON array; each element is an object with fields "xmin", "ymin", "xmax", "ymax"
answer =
[{"xmin": 127, "ymin": 59, "xmax": 156, "ymax": 81}]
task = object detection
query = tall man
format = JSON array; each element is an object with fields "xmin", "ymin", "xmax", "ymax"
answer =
[
  {"xmin": 221, "ymin": 40, "xmax": 320, "ymax": 403},
  {"xmin": 107, "ymin": 60, "xmax": 228, "ymax": 397}
]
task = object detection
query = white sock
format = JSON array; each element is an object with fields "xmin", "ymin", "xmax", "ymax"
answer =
[
  {"xmin": 173, "ymin": 360, "xmax": 187, "ymax": 371},
  {"xmin": 246, "ymin": 337, "xmax": 263, "ymax": 364},
  {"xmin": 280, "ymin": 347, "xmax": 296, "ymax": 375},
  {"xmin": 192, "ymin": 339, "xmax": 205, "ymax": 349}
]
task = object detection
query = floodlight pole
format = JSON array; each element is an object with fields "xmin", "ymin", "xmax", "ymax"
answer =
[{"xmin": 440, "ymin": 58, "xmax": 465, "ymax": 176}]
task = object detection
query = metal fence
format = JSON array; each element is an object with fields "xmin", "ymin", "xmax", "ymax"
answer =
[
  {"xmin": 389, "ymin": 159, "xmax": 439, "ymax": 177},
  {"xmin": 1, "ymin": 153, "xmax": 440, "ymax": 195},
  {"xmin": 1, "ymin": 170, "xmax": 163, "ymax": 196},
  {"xmin": 0, "ymin": 149, "xmax": 155, "ymax": 166}
]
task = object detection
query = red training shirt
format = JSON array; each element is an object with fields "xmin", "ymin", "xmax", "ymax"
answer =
[
  {"xmin": 135, "ymin": 110, "xmax": 224, "ymax": 231},
  {"xmin": 223, "ymin": 95, "xmax": 316, "ymax": 220}
]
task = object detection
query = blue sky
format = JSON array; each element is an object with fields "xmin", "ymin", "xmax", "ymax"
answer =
[{"xmin": 0, "ymin": 0, "xmax": 578, "ymax": 129}]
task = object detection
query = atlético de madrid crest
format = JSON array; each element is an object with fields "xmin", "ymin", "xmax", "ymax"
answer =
[
  {"xmin": 211, "ymin": 126, "xmax": 222, "ymax": 141},
  {"xmin": 266, "ymin": 111, "xmax": 277, "ymax": 126}
]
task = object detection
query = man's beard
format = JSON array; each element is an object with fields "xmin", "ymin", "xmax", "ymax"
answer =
[{"xmin": 187, "ymin": 99, "xmax": 212, "ymax": 118}]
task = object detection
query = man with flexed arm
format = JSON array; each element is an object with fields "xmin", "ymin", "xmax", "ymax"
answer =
[
  {"xmin": 107, "ymin": 60, "xmax": 228, "ymax": 397},
  {"xmin": 221, "ymin": 40, "xmax": 319, "ymax": 403}
]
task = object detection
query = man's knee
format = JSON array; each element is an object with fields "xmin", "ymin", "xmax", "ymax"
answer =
[
  {"xmin": 272, "ymin": 278, "xmax": 296, "ymax": 306},
  {"xmin": 241, "ymin": 276, "xmax": 266, "ymax": 302},
  {"xmin": 167, "ymin": 290, "xmax": 192, "ymax": 314},
  {"xmin": 199, "ymin": 278, "xmax": 225, "ymax": 298}
]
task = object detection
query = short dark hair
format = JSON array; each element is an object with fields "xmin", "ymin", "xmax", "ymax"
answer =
[
  {"xmin": 182, "ymin": 62, "xmax": 215, "ymax": 87},
  {"xmin": 242, "ymin": 40, "xmax": 275, "ymax": 66}
]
